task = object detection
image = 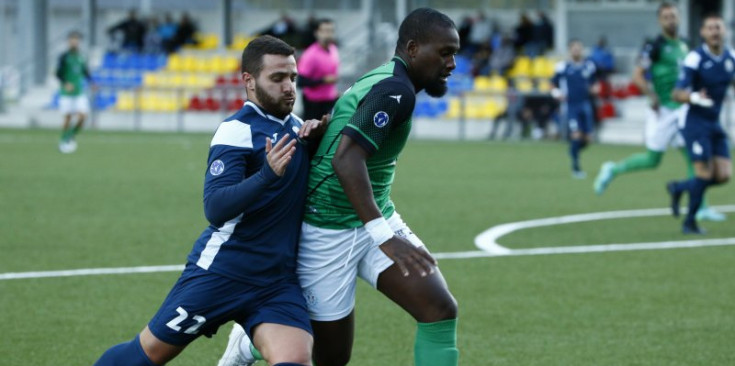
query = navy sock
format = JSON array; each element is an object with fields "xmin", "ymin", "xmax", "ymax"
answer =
[
  {"xmin": 93, "ymin": 335, "xmax": 157, "ymax": 366},
  {"xmin": 685, "ymin": 178, "xmax": 711, "ymax": 224},
  {"xmin": 673, "ymin": 178, "xmax": 696, "ymax": 195},
  {"xmin": 570, "ymin": 140, "xmax": 582, "ymax": 171}
]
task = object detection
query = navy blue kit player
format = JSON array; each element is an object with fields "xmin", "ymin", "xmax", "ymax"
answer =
[
  {"xmin": 668, "ymin": 14, "xmax": 732, "ymax": 234},
  {"xmin": 93, "ymin": 35, "xmax": 327, "ymax": 366},
  {"xmin": 551, "ymin": 39, "xmax": 599, "ymax": 179}
]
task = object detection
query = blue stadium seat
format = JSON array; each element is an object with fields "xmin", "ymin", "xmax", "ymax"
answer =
[{"xmin": 454, "ymin": 55, "xmax": 471, "ymax": 76}]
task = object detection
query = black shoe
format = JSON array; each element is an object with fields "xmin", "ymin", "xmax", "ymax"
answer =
[
  {"xmin": 666, "ymin": 181, "xmax": 682, "ymax": 217},
  {"xmin": 682, "ymin": 221, "xmax": 706, "ymax": 235}
]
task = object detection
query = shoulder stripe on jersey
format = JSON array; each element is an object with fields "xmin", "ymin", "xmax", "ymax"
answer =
[
  {"xmin": 683, "ymin": 51, "xmax": 701, "ymax": 69},
  {"xmin": 554, "ymin": 61, "xmax": 566, "ymax": 73},
  {"xmin": 211, "ymin": 120, "xmax": 253, "ymax": 148},
  {"xmin": 196, "ymin": 214, "xmax": 243, "ymax": 270}
]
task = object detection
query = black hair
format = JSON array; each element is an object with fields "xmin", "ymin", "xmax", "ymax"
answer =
[
  {"xmin": 316, "ymin": 18, "xmax": 334, "ymax": 28},
  {"xmin": 702, "ymin": 12, "xmax": 723, "ymax": 24},
  {"xmin": 241, "ymin": 35, "xmax": 295, "ymax": 76},
  {"xmin": 657, "ymin": 2, "xmax": 676, "ymax": 16},
  {"xmin": 395, "ymin": 8, "xmax": 456, "ymax": 52}
]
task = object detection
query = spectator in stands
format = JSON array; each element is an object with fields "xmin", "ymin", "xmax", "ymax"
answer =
[
  {"xmin": 143, "ymin": 16, "xmax": 162, "ymax": 54},
  {"xmin": 174, "ymin": 12, "xmax": 198, "ymax": 49},
  {"xmin": 458, "ymin": 15, "xmax": 473, "ymax": 53},
  {"xmin": 535, "ymin": 11, "xmax": 554, "ymax": 54},
  {"xmin": 489, "ymin": 22, "xmax": 503, "ymax": 52},
  {"xmin": 297, "ymin": 18, "xmax": 340, "ymax": 120},
  {"xmin": 514, "ymin": 12, "xmax": 534, "ymax": 55},
  {"xmin": 489, "ymin": 33, "xmax": 516, "ymax": 75},
  {"xmin": 468, "ymin": 11, "xmax": 492, "ymax": 55},
  {"xmin": 107, "ymin": 9, "xmax": 146, "ymax": 53},
  {"xmin": 158, "ymin": 13, "xmax": 178, "ymax": 54},
  {"xmin": 589, "ymin": 36, "xmax": 615, "ymax": 80},
  {"xmin": 260, "ymin": 12, "xmax": 300, "ymax": 48}
]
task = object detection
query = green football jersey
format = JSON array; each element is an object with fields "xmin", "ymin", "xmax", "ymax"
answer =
[
  {"xmin": 639, "ymin": 35, "xmax": 688, "ymax": 109},
  {"xmin": 304, "ymin": 56, "xmax": 416, "ymax": 229},
  {"xmin": 56, "ymin": 50, "xmax": 90, "ymax": 96}
]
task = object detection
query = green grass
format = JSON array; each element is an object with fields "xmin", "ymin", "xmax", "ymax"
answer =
[{"xmin": 1, "ymin": 128, "xmax": 734, "ymax": 366}]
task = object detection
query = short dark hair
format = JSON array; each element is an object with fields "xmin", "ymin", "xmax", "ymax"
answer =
[
  {"xmin": 241, "ymin": 35, "xmax": 295, "ymax": 76},
  {"xmin": 657, "ymin": 1, "xmax": 676, "ymax": 16},
  {"xmin": 316, "ymin": 18, "xmax": 333, "ymax": 28},
  {"xmin": 395, "ymin": 8, "xmax": 456, "ymax": 52},
  {"xmin": 702, "ymin": 12, "xmax": 723, "ymax": 24}
]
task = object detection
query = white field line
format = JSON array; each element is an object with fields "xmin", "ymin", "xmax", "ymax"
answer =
[
  {"xmin": 2, "ymin": 206, "xmax": 735, "ymax": 281},
  {"xmin": 475, "ymin": 205, "xmax": 735, "ymax": 255}
]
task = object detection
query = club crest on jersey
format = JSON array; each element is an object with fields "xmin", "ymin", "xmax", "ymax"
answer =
[
  {"xmin": 373, "ymin": 111, "xmax": 389, "ymax": 128},
  {"xmin": 210, "ymin": 159, "xmax": 225, "ymax": 176}
]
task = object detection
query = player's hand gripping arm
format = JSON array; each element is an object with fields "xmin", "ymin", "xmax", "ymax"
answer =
[
  {"xmin": 203, "ymin": 136, "xmax": 296, "ymax": 226},
  {"xmin": 332, "ymin": 135, "xmax": 436, "ymax": 277}
]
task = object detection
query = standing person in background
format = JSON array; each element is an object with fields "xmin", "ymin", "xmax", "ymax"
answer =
[
  {"xmin": 551, "ymin": 39, "xmax": 598, "ymax": 179},
  {"xmin": 667, "ymin": 14, "xmax": 733, "ymax": 234},
  {"xmin": 175, "ymin": 12, "xmax": 199, "ymax": 49},
  {"xmin": 297, "ymin": 18, "xmax": 340, "ymax": 121},
  {"xmin": 107, "ymin": 9, "xmax": 146, "ymax": 53},
  {"xmin": 159, "ymin": 13, "xmax": 179, "ymax": 54},
  {"xmin": 56, "ymin": 31, "xmax": 92, "ymax": 154}
]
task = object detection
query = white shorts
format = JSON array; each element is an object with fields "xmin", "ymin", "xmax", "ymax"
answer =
[
  {"xmin": 297, "ymin": 212, "xmax": 426, "ymax": 321},
  {"xmin": 644, "ymin": 106, "xmax": 685, "ymax": 152},
  {"xmin": 59, "ymin": 95, "xmax": 90, "ymax": 115}
]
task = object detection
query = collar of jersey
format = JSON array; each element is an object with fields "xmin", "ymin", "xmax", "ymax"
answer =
[
  {"xmin": 244, "ymin": 101, "xmax": 290, "ymax": 125},
  {"xmin": 392, "ymin": 56, "xmax": 408, "ymax": 68},
  {"xmin": 702, "ymin": 44, "xmax": 728, "ymax": 62}
]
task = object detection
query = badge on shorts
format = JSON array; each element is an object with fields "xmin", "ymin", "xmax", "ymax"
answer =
[
  {"xmin": 373, "ymin": 111, "xmax": 389, "ymax": 128},
  {"xmin": 210, "ymin": 159, "xmax": 225, "ymax": 176}
]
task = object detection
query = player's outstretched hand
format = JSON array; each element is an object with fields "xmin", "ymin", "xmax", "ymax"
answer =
[
  {"xmin": 379, "ymin": 236, "xmax": 437, "ymax": 278},
  {"xmin": 299, "ymin": 114, "xmax": 330, "ymax": 140},
  {"xmin": 265, "ymin": 136, "xmax": 297, "ymax": 177}
]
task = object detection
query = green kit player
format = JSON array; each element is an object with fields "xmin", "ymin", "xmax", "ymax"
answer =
[
  {"xmin": 218, "ymin": 8, "xmax": 460, "ymax": 366},
  {"xmin": 56, "ymin": 31, "xmax": 92, "ymax": 153},
  {"xmin": 593, "ymin": 2, "xmax": 725, "ymax": 221}
]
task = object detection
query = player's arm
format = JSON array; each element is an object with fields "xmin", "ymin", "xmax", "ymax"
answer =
[
  {"xmin": 633, "ymin": 40, "xmax": 658, "ymax": 109},
  {"xmin": 332, "ymin": 82, "xmax": 435, "ymax": 277},
  {"xmin": 550, "ymin": 62, "xmax": 564, "ymax": 100},
  {"xmin": 672, "ymin": 51, "xmax": 712, "ymax": 107},
  {"xmin": 203, "ymin": 131, "xmax": 296, "ymax": 227}
]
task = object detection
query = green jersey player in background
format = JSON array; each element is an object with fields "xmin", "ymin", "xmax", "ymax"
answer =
[
  {"xmin": 56, "ymin": 31, "xmax": 93, "ymax": 154},
  {"xmin": 593, "ymin": 2, "xmax": 725, "ymax": 221},
  {"xmin": 218, "ymin": 8, "xmax": 460, "ymax": 366}
]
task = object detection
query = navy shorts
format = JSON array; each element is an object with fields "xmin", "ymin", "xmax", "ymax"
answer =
[
  {"xmin": 681, "ymin": 115, "xmax": 731, "ymax": 162},
  {"xmin": 148, "ymin": 263, "xmax": 312, "ymax": 346},
  {"xmin": 566, "ymin": 102, "xmax": 595, "ymax": 135}
]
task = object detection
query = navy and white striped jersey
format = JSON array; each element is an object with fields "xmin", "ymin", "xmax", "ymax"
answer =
[
  {"xmin": 187, "ymin": 101, "xmax": 310, "ymax": 286},
  {"xmin": 676, "ymin": 45, "xmax": 735, "ymax": 122},
  {"xmin": 552, "ymin": 59, "xmax": 597, "ymax": 105}
]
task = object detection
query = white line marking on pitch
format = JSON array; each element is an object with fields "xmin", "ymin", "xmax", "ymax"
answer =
[
  {"xmin": 2, "ymin": 206, "xmax": 734, "ymax": 281},
  {"xmin": 475, "ymin": 205, "xmax": 735, "ymax": 256}
]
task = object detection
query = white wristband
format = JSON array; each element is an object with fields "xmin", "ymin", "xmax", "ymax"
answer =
[
  {"xmin": 550, "ymin": 88, "xmax": 563, "ymax": 99},
  {"xmin": 364, "ymin": 217, "xmax": 394, "ymax": 246},
  {"xmin": 690, "ymin": 92, "xmax": 714, "ymax": 107}
]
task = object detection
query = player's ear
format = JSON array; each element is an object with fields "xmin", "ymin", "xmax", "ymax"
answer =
[
  {"xmin": 242, "ymin": 72, "xmax": 255, "ymax": 91},
  {"xmin": 406, "ymin": 39, "xmax": 419, "ymax": 59}
]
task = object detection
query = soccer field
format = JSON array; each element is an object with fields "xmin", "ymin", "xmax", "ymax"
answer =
[{"xmin": 1, "ymin": 128, "xmax": 734, "ymax": 366}]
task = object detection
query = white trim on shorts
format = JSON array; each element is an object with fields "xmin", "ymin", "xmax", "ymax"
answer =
[
  {"xmin": 644, "ymin": 105, "xmax": 685, "ymax": 152},
  {"xmin": 296, "ymin": 212, "xmax": 426, "ymax": 321}
]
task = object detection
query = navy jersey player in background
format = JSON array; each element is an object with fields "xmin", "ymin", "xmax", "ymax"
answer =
[
  {"xmin": 93, "ymin": 35, "xmax": 327, "ymax": 366},
  {"xmin": 668, "ymin": 14, "xmax": 732, "ymax": 234},
  {"xmin": 551, "ymin": 39, "xmax": 599, "ymax": 179}
]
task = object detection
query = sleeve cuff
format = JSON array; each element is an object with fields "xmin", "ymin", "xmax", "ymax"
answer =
[
  {"xmin": 260, "ymin": 161, "xmax": 280, "ymax": 183},
  {"xmin": 342, "ymin": 126, "xmax": 377, "ymax": 155}
]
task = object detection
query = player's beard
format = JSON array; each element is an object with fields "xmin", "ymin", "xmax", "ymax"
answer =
[
  {"xmin": 254, "ymin": 83, "xmax": 294, "ymax": 119},
  {"xmin": 425, "ymin": 76, "xmax": 449, "ymax": 97}
]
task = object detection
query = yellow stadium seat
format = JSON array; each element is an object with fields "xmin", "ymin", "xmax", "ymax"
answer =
[
  {"xmin": 184, "ymin": 74, "xmax": 199, "ymax": 87},
  {"xmin": 193, "ymin": 56, "xmax": 209, "ymax": 73},
  {"xmin": 509, "ymin": 56, "xmax": 532, "ymax": 78},
  {"xmin": 116, "ymin": 92, "xmax": 135, "ymax": 111},
  {"xmin": 531, "ymin": 57, "xmax": 555, "ymax": 78},
  {"xmin": 143, "ymin": 73, "xmax": 160, "ymax": 87},
  {"xmin": 445, "ymin": 98, "xmax": 461, "ymax": 118},
  {"xmin": 223, "ymin": 57, "xmax": 239, "ymax": 72},
  {"xmin": 537, "ymin": 79, "xmax": 552, "ymax": 92},
  {"xmin": 181, "ymin": 56, "xmax": 197, "ymax": 72},
  {"xmin": 167, "ymin": 54, "xmax": 183, "ymax": 72},
  {"xmin": 515, "ymin": 78, "xmax": 534, "ymax": 92},
  {"xmin": 488, "ymin": 75, "xmax": 508, "ymax": 93},
  {"xmin": 169, "ymin": 73, "xmax": 184, "ymax": 87}
]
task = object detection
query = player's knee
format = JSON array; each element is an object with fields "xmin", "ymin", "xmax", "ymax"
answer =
[{"xmin": 419, "ymin": 293, "xmax": 458, "ymax": 323}]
